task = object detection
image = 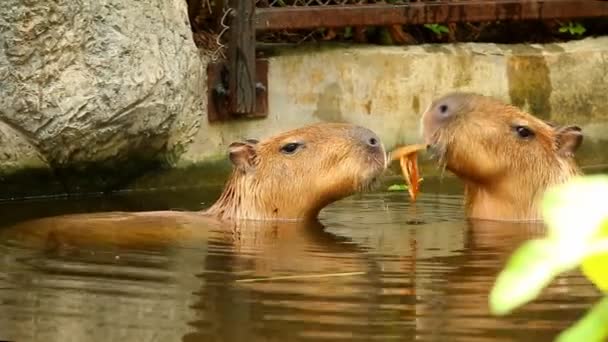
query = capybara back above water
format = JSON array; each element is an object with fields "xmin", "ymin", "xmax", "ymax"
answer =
[
  {"xmin": 421, "ymin": 92, "xmax": 583, "ymax": 221},
  {"xmin": 1, "ymin": 123, "xmax": 387, "ymax": 250}
]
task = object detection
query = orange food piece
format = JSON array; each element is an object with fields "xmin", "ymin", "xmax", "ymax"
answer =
[{"xmin": 390, "ymin": 144, "xmax": 426, "ymax": 202}]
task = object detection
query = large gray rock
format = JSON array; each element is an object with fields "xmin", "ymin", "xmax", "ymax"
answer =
[
  {"xmin": 0, "ymin": 0, "xmax": 204, "ymax": 171},
  {"xmin": 0, "ymin": 120, "xmax": 48, "ymax": 175}
]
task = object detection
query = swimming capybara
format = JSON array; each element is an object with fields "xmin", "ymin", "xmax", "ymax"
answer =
[
  {"xmin": 4, "ymin": 122, "xmax": 387, "ymax": 234},
  {"xmin": 0, "ymin": 122, "xmax": 387, "ymax": 254},
  {"xmin": 421, "ymin": 92, "xmax": 583, "ymax": 221},
  {"xmin": 205, "ymin": 122, "xmax": 387, "ymax": 221}
]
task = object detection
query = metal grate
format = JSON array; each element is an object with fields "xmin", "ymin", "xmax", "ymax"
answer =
[
  {"xmin": 257, "ymin": 1, "xmax": 367, "ymax": 6},
  {"xmin": 256, "ymin": 0, "xmax": 427, "ymax": 6},
  {"xmin": 202, "ymin": 0, "xmax": 608, "ymax": 121},
  {"xmin": 255, "ymin": 0, "xmax": 608, "ymax": 31}
]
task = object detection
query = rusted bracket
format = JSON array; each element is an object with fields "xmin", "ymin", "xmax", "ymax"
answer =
[
  {"xmin": 207, "ymin": 0, "xmax": 268, "ymax": 123},
  {"xmin": 207, "ymin": 59, "xmax": 268, "ymax": 122}
]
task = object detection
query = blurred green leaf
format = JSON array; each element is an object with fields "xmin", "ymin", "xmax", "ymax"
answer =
[
  {"xmin": 558, "ymin": 21, "xmax": 587, "ymax": 36},
  {"xmin": 388, "ymin": 184, "xmax": 408, "ymax": 191},
  {"xmin": 388, "ymin": 178, "xmax": 423, "ymax": 192},
  {"xmin": 581, "ymin": 221, "xmax": 608, "ymax": 292},
  {"xmin": 571, "ymin": 25, "xmax": 586, "ymax": 35},
  {"xmin": 556, "ymin": 297, "xmax": 608, "ymax": 342},
  {"xmin": 423, "ymin": 24, "xmax": 450, "ymax": 37},
  {"xmin": 490, "ymin": 175, "xmax": 608, "ymax": 339},
  {"xmin": 378, "ymin": 27, "xmax": 394, "ymax": 45},
  {"xmin": 542, "ymin": 176, "xmax": 608, "ymax": 244},
  {"xmin": 489, "ymin": 239, "xmax": 570, "ymax": 316},
  {"xmin": 344, "ymin": 27, "xmax": 353, "ymax": 39}
]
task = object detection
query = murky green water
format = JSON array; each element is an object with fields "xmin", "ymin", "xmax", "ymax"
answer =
[{"xmin": 0, "ymin": 175, "xmax": 602, "ymax": 342}]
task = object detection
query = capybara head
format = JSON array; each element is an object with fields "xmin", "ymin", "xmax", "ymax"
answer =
[
  {"xmin": 421, "ymin": 92, "xmax": 582, "ymax": 221},
  {"xmin": 205, "ymin": 123, "xmax": 387, "ymax": 221}
]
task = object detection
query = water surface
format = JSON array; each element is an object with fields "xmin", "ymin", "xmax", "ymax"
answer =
[{"xmin": 0, "ymin": 176, "xmax": 601, "ymax": 342}]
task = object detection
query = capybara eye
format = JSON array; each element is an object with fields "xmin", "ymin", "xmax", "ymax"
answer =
[
  {"xmin": 439, "ymin": 104, "xmax": 448, "ymax": 114},
  {"xmin": 515, "ymin": 125, "xmax": 534, "ymax": 139},
  {"xmin": 280, "ymin": 142, "xmax": 301, "ymax": 155}
]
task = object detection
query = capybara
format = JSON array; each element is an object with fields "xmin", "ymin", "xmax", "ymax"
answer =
[
  {"xmin": 421, "ymin": 92, "xmax": 582, "ymax": 221},
  {"xmin": 205, "ymin": 122, "xmax": 387, "ymax": 220},
  {"xmin": 3, "ymin": 123, "xmax": 387, "ymax": 242}
]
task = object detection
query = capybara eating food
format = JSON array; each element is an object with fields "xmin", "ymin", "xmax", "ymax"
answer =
[
  {"xmin": 421, "ymin": 92, "xmax": 583, "ymax": 221},
  {"xmin": 10, "ymin": 123, "xmax": 387, "ymax": 228},
  {"xmin": 0, "ymin": 123, "xmax": 387, "ymax": 249},
  {"xmin": 205, "ymin": 122, "xmax": 387, "ymax": 220}
]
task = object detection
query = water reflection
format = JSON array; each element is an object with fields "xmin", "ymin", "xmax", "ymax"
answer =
[{"xmin": 0, "ymin": 187, "xmax": 601, "ymax": 342}]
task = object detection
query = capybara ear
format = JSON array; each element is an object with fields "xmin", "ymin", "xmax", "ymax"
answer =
[
  {"xmin": 228, "ymin": 142, "xmax": 258, "ymax": 171},
  {"xmin": 556, "ymin": 125, "xmax": 583, "ymax": 157}
]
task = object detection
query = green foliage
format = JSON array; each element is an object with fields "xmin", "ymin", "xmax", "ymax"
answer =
[
  {"xmin": 490, "ymin": 175, "xmax": 608, "ymax": 341},
  {"xmin": 424, "ymin": 24, "xmax": 450, "ymax": 37},
  {"xmin": 388, "ymin": 184, "xmax": 408, "ymax": 191},
  {"xmin": 343, "ymin": 27, "xmax": 353, "ymax": 39},
  {"xmin": 559, "ymin": 22, "xmax": 586, "ymax": 36},
  {"xmin": 388, "ymin": 178, "xmax": 423, "ymax": 191},
  {"xmin": 557, "ymin": 298, "xmax": 608, "ymax": 342},
  {"xmin": 378, "ymin": 27, "xmax": 394, "ymax": 45}
]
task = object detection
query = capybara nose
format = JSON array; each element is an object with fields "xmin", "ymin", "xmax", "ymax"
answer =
[{"xmin": 352, "ymin": 126, "xmax": 383, "ymax": 151}]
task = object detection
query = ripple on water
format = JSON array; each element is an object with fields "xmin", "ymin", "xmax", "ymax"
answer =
[{"xmin": 0, "ymin": 190, "xmax": 602, "ymax": 342}]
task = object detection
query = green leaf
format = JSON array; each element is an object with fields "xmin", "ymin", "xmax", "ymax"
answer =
[
  {"xmin": 582, "ymin": 247, "xmax": 608, "ymax": 292},
  {"xmin": 437, "ymin": 25, "xmax": 450, "ymax": 34},
  {"xmin": 490, "ymin": 175, "xmax": 608, "ymax": 339},
  {"xmin": 559, "ymin": 26, "xmax": 569, "ymax": 33},
  {"xmin": 542, "ymin": 176, "xmax": 608, "ymax": 244},
  {"xmin": 571, "ymin": 24, "xmax": 586, "ymax": 35},
  {"xmin": 424, "ymin": 24, "xmax": 443, "ymax": 36},
  {"xmin": 378, "ymin": 28, "xmax": 394, "ymax": 45},
  {"xmin": 388, "ymin": 178, "xmax": 424, "ymax": 191},
  {"xmin": 557, "ymin": 297, "xmax": 608, "ymax": 342},
  {"xmin": 489, "ymin": 239, "xmax": 572, "ymax": 316},
  {"xmin": 343, "ymin": 27, "xmax": 352, "ymax": 39},
  {"xmin": 388, "ymin": 184, "xmax": 408, "ymax": 191},
  {"xmin": 581, "ymin": 221, "xmax": 608, "ymax": 292}
]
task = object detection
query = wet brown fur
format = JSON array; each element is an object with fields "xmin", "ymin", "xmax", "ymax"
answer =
[
  {"xmin": 421, "ymin": 92, "xmax": 582, "ymax": 221},
  {"xmin": 205, "ymin": 123, "xmax": 386, "ymax": 221},
  {"xmin": 0, "ymin": 123, "xmax": 386, "ymax": 253}
]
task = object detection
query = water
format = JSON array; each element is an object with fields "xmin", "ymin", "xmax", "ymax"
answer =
[{"xmin": 0, "ymin": 176, "xmax": 601, "ymax": 342}]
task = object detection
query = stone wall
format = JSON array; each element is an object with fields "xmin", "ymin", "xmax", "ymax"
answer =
[
  {"xmin": 1, "ymin": 0, "xmax": 607, "ymax": 195},
  {"xmin": 180, "ymin": 37, "xmax": 608, "ymax": 171}
]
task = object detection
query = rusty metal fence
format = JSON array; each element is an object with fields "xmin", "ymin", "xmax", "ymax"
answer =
[{"xmin": 193, "ymin": 0, "xmax": 608, "ymax": 122}]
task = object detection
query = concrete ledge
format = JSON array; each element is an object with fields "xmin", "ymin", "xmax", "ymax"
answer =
[{"xmin": 180, "ymin": 36, "xmax": 608, "ymax": 170}]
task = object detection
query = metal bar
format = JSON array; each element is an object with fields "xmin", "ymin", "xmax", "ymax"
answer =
[
  {"xmin": 228, "ymin": 0, "xmax": 257, "ymax": 114},
  {"xmin": 207, "ymin": 60, "xmax": 269, "ymax": 122},
  {"xmin": 255, "ymin": 0, "xmax": 608, "ymax": 31}
]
